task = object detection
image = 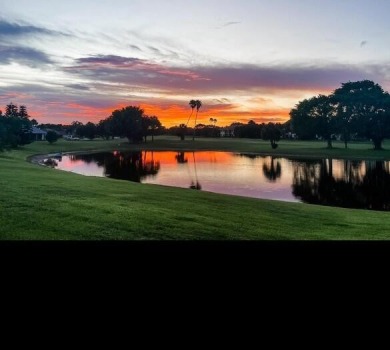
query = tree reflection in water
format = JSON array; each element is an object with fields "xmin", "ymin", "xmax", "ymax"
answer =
[
  {"xmin": 262, "ymin": 157, "xmax": 282, "ymax": 182},
  {"xmin": 65, "ymin": 152, "xmax": 390, "ymax": 211},
  {"xmin": 240, "ymin": 154, "xmax": 282, "ymax": 182},
  {"xmin": 175, "ymin": 152, "xmax": 188, "ymax": 164},
  {"xmin": 174, "ymin": 151, "xmax": 201, "ymax": 190},
  {"xmin": 72, "ymin": 151, "xmax": 160, "ymax": 182},
  {"xmin": 292, "ymin": 159, "xmax": 390, "ymax": 210},
  {"xmin": 189, "ymin": 152, "xmax": 202, "ymax": 190}
]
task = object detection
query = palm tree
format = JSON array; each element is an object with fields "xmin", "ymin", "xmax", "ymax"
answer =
[
  {"xmin": 186, "ymin": 100, "xmax": 197, "ymax": 127},
  {"xmin": 193, "ymin": 100, "xmax": 202, "ymax": 141}
]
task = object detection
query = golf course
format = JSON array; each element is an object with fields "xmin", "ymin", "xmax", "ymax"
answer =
[{"xmin": 1, "ymin": 136, "xmax": 390, "ymax": 240}]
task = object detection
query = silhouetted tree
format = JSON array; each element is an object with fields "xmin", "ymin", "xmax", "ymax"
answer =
[
  {"xmin": 108, "ymin": 106, "xmax": 144, "ymax": 143},
  {"xmin": 261, "ymin": 123, "xmax": 281, "ymax": 149},
  {"xmin": 290, "ymin": 95, "xmax": 336, "ymax": 148},
  {"xmin": 70, "ymin": 121, "xmax": 83, "ymax": 136},
  {"xmin": 177, "ymin": 123, "xmax": 187, "ymax": 140},
  {"xmin": 332, "ymin": 80, "xmax": 390, "ymax": 150},
  {"xmin": 97, "ymin": 118, "xmax": 112, "ymax": 140},
  {"xmin": 210, "ymin": 118, "xmax": 217, "ymax": 127},
  {"xmin": 46, "ymin": 130, "xmax": 59, "ymax": 144},
  {"xmin": 290, "ymin": 99, "xmax": 319, "ymax": 140},
  {"xmin": 142, "ymin": 115, "xmax": 162, "ymax": 142},
  {"xmin": 5, "ymin": 103, "xmax": 18, "ymax": 117},
  {"xmin": 193, "ymin": 100, "xmax": 202, "ymax": 140},
  {"xmin": 77, "ymin": 122, "xmax": 97, "ymax": 139},
  {"xmin": 19, "ymin": 105, "xmax": 28, "ymax": 118},
  {"xmin": 187, "ymin": 100, "xmax": 197, "ymax": 127},
  {"xmin": 235, "ymin": 120, "xmax": 262, "ymax": 139},
  {"xmin": 0, "ymin": 107, "xmax": 33, "ymax": 149}
]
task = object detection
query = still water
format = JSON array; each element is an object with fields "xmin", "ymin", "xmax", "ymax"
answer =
[{"xmin": 53, "ymin": 151, "xmax": 390, "ymax": 211}]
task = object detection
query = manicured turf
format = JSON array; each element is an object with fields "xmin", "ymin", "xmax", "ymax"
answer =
[{"xmin": 1, "ymin": 136, "xmax": 390, "ymax": 240}]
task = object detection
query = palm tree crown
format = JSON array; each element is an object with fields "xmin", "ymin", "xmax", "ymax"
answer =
[
  {"xmin": 186, "ymin": 100, "xmax": 197, "ymax": 127},
  {"xmin": 195, "ymin": 100, "xmax": 202, "ymax": 112},
  {"xmin": 189, "ymin": 100, "xmax": 197, "ymax": 110},
  {"xmin": 193, "ymin": 99, "xmax": 202, "ymax": 140}
]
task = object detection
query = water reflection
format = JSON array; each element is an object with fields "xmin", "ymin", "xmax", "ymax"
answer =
[
  {"xmin": 263, "ymin": 157, "xmax": 282, "ymax": 182},
  {"xmin": 292, "ymin": 159, "xmax": 390, "ymax": 210},
  {"xmin": 175, "ymin": 152, "xmax": 188, "ymax": 164},
  {"xmin": 54, "ymin": 151, "xmax": 390, "ymax": 211},
  {"xmin": 69, "ymin": 151, "xmax": 160, "ymax": 182},
  {"xmin": 175, "ymin": 151, "xmax": 201, "ymax": 189},
  {"xmin": 189, "ymin": 152, "xmax": 202, "ymax": 190}
]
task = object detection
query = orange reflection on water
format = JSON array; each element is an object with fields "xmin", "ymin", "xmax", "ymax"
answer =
[{"xmin": 138, "ymin": 151, "xmax": 234, "ymax": 165}]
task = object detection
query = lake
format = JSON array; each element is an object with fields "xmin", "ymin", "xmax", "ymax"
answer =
[{"xmin": 53, "ymin": 150, "xmax": 390, "ymax": 211}]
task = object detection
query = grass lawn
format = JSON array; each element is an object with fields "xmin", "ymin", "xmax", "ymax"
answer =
[{"xmin": 1, "ymin": 136, "xmax": 390, "ymax": 240}]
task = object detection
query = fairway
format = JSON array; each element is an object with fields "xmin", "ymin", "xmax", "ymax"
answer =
[{"xmin": 2, "ymin": 137, "xmax": 390, "ymax": 240}]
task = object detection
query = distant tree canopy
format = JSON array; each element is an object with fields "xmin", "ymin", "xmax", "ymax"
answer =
[
  {"xmin": 98, "ymin": 106, "xmax": 163, "ymax": 143},
  {"xmin": 234, "ymin": 120, "xmax": 262, "ymax": 138},
  {"xmin": 0, "ymin": 103, "xmax": 33, "ymax": 150},
  {"xmin": 290, "ymin": 80, "xmax": 390, "ymax": 150},
  {"xmin": 76, "ymin": 122, "xmax": 98, "ymax": 140}
]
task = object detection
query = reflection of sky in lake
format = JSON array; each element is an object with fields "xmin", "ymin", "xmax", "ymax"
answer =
[
  {"xmin": 57, "ymin": 155, "xmax": 104, "ymax": 176},
  {"xmin": 56, "ymin": 151, "xmax": 299, "ymax": 202}
]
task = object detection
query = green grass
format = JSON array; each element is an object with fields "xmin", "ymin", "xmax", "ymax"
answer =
[{"xmin": 2, "ymin": 136, "xmax": 390, "ymax": 240}]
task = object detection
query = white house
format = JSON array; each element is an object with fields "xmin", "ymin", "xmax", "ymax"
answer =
[
  {"xmin": 220, "ymin": 127, "xmax": 235, "ymax": 137},
  {"xmin": 31, "ymin": 126, "xmax": 47, "ymax": 141}
]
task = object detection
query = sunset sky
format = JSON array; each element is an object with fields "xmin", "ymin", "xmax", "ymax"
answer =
[{"xmin": 1, "ymin": 0, "xmax": 390, "ymax": 127}]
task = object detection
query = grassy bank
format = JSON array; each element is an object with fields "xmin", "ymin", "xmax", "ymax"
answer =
[{"xmin": 1, "ymin": 136, "xmax": 390, "ymax": 240}]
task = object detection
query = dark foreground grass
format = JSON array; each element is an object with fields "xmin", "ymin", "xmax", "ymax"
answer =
[{"xmin": 2, "ymin": 136, "xmax": 390, "ymax": 240}]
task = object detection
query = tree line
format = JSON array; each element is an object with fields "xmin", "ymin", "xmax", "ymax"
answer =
[
  {"xmin": 3, "ymin": 80, "xmax": 389, "ymax": 150},
  {"xmin": 289, "ymin": 80, "xmax": 390, "ymax": 150}
]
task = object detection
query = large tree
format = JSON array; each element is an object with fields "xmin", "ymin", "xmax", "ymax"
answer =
[
  {"xmin": 290, "ymin": 95, "xmax": 336, "ymax": 148},
  {"xmin": 332, "ymin": 80, "xmax": 390, "ymax": 150},
  {"xmin": 109, "ymin": 106, "xmax": 144, "ymax": 143},
  {"xmin": 0, "ymin": 113, "xmax": 32, "ymax": 149},
  {"xmin": 1, "ymin": 103, "xmax": 33, "ymax": 148}
]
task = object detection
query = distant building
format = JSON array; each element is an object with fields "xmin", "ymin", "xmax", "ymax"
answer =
[
  {"xmin": 31, "ymin": 126, "xmax": 47, "ymax": 141},
  {"xmin": 220, "ymin": 127, "xmax": 235, "ymax": 137}
]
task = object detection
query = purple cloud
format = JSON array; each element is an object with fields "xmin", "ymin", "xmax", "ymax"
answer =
[
  {"xmin": 0, "ymin": 45, "xmax": 52, "ymax": 66},
  {"xmin": 65, "ymin": 54, "xmax": 387, "ymax": 94}
]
